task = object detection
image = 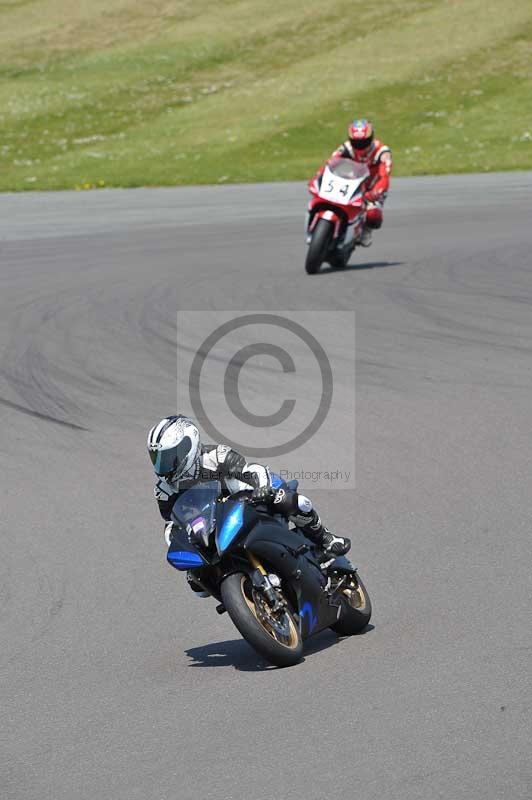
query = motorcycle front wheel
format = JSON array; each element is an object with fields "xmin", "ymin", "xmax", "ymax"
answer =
[
  {"xmin": 305, "ymin": 218, "xmax": 333, "ymax": 274},
  {"xmin": 221, "ymin": 572, "xmax": 303, "ymax": 667},
  {"xmin": 330, "ymin": 573, "xmax": 372, "ymax": 636}
]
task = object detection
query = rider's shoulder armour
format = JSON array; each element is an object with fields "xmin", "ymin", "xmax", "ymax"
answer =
[
  {"xmin": 340, "ymin": 140, "xmax": 354, "ymax": 158},
  {"xmin": 372, "ymin": 139, "xmax": 391, "ymax": 166}
]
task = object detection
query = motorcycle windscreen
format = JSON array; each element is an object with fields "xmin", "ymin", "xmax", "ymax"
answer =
[
  {"xmin": 321, "ymin": 158, "xmax": 369, "ymax": 204},
  {"xmin": 171, "ymin": 481, "xmax": 219, "ymax": 539},
  {"xmin": 167, "ymin": 481, "xmax": 220, "ymax": 569},
  {"xmin": 328, "ymin": 157, "xmax": 369, "ymax": 181}
]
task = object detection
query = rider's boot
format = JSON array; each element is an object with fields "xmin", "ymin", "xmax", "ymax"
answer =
[
  {"xmin": 359, "ymin": 226, "xmax": 373, "ymax": 247},
  {"xmin": 301, "ymin": 510, "xmax": 351, "ymax": 557}
]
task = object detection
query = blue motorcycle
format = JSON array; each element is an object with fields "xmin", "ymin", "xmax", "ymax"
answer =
[{"xmin": 167, "ymin": 476, "xmax": 371, "ymax": 667}]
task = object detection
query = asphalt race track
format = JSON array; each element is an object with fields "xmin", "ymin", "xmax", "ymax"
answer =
[{"xmin": 2, "ymin": 173, "xmax": 532, "ymax": 800}]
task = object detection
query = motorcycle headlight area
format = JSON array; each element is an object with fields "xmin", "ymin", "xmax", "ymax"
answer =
[{"xmin": 167, "ymin": 550, "xmax": 205, "ymax": 570}]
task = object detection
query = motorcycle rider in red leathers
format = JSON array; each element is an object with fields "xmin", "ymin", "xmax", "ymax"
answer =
[{"xmin": 314, "ymin": 119, "xmax": 392, "ymax": 247}]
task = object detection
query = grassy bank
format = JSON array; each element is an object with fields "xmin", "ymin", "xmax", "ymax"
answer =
[{"xmin": 0, "ymin": 0, "xmax": 531, "ymax": 191}]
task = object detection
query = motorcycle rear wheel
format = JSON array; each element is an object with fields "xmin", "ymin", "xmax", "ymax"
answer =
[
  {"xmin": 221, "ymin": 572, "xmax": 303, "ymax": 667},
  {"xmin": 331, "ymin": 573, "xmax": 372, "ymax": 636},
  {"xmin": 305, "ymin": 218, "xmax": 333, "ymax": 275}
]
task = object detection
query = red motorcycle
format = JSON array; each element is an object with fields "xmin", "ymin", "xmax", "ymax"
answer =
[{"xmin": 306, "ymin": 157, "xmax": 370, "ymax": 274}]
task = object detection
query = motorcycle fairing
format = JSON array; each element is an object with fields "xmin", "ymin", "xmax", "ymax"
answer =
[
  {"xmin": 328, "ymin": 555, "xmax": 358, "ymax": 574},
  {"xmin": 244, "ymin": 523, "xmax": 340, "ymax": 639},
  {"xmin": 217, "ymin": 502, "xmax": 245, "ymax": 554},
  {"xmin": 299, "ymin": 601, "xmax": 318, "ymax": 635},
  {"xmin": 167, "ymin": 550, "xmax": 205, "ymax": 570},
  {"xmin": 214, "ymin": 482, "xmax": 299, "ymax": 556},
  {"xmin": 307, "ymin": 157, "xmax": 370, "ymax": 246},
  {"xmin": 167, "ymin": 526, "xmax": 206, "ymax": 571},
  {"xmin": 320, "ymin": 162, "xmax": 368, "ymax": 204},
  {"xmin": 215, "ymin": 497, "xmax": 258, "ymax": 555}
]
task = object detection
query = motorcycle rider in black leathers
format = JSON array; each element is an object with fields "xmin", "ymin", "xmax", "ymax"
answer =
[{"xmin": 148, "ymin": 415, "xmax": 351, "ymax": 596}]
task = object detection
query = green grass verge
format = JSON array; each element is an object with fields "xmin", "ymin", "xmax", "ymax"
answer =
[{"xmin": 0, "ymin": 0, "xmax": 531, "ymax": 191}]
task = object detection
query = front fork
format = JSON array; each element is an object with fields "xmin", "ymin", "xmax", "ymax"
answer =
[{"xmin": 248, "ymin": 553, "xmax": 285, "ymax": 612}]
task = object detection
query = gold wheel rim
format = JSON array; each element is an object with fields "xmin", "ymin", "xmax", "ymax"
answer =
[
  {"xmin": 239, "ymin": 575, "xmax": 299, "ymax": 650},
  {"xmin": 342, "ymin": 578, "xmax": 367, "ymax": 611}
]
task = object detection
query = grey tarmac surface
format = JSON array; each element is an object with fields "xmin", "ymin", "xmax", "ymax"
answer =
[{"xmin": 1, "ymin": 173, "xmax": 532, "ymax": 800}]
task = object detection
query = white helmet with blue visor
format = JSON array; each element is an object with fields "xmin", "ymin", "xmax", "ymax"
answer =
[{"xmin": 147, "ymin": 415, "xmax": 201, "ymax": 482}]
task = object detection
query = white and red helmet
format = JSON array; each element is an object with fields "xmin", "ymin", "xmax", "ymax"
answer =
[
  {"xmin": 348, "ymin": 118, "xmax": 375, "ymax": 161},
  {"xmin": 147, "ymin": 415, "xmax": 201, "ymax": 481}
]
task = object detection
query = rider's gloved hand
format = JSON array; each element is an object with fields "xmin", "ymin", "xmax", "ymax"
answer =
[
  {"xmin": 250, "ymin": 485, "xmax": 276, "ymax": 505},
  {"xmin": 251, "ymin": 486, "xmax": 299, "ymax": 517}
]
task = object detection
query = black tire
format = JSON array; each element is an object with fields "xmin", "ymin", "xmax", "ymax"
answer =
[
  {"xmin": 331, "ymin": 574, "xmax": 372, "ymax": 636},
  {"xmin": 221, "ymin": 572, "xmax": 303, "ymax": 667},
  {"xmin": 305, "ymin": 218, "xmax": 333, "ymax": 274}
]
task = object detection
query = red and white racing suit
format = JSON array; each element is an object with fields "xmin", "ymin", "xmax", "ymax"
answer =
[{"xmin": 317, "ymin": 138, "xmax": 392, "ymax": 230}]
